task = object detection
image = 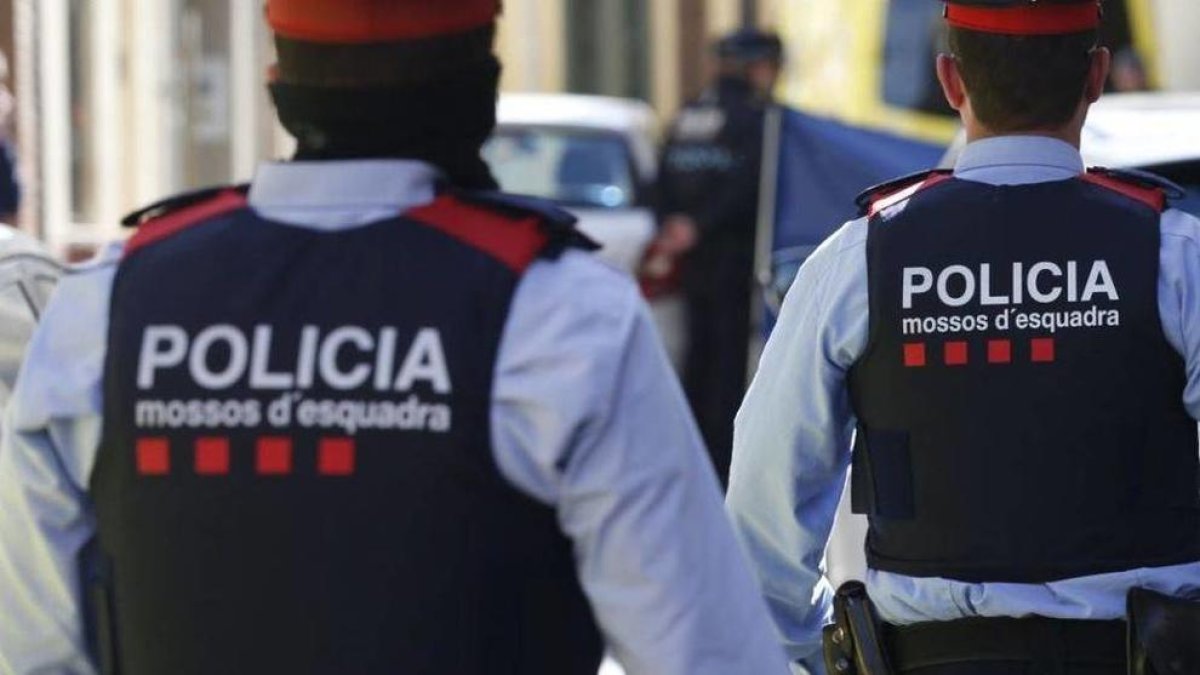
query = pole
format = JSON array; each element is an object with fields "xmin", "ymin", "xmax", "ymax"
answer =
[{"xmin": 745, "ymin": 104, "xmax": 782, "ymax": 383}]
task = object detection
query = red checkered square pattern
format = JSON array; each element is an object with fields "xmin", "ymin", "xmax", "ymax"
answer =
[
  {"xmin": 1031, "ymin": 338, "xmax": 1056, "ymax": 363},
  {"xmin": 987, "ymin": 339, "xmax": 1012, "ymax": 364},
  {"xmin": 318, "ymin": 438, "xmax": 356, "ymax": 476},
  {"xmin": 136, "ymin": 437, "xmax": 364, "ymax": 478},
  {"xmin": 903, "ymin": 343, "xmax": 927, "ymax": 367},
  {"xmin": 902, "ymin": 339, "xmax": 1057, "ymax": 367},
  {"xmin": 136, "ymin": 438, "xmax": 170, "ymax": 475},
  {"xmin": 256, "ymin": 437, "xmax": 293, "ymax": 475},
  {"xmin": 194, "ymin": 437, "xmax": 230, "ymax": 475},
  {"xmin": 944, "ymin": 341, "xmax": 968, "ymax": 366}
]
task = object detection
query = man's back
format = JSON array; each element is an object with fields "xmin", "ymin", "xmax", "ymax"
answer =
[
  {"xmin": 93, "ymin": 183, "xmax": 601, "ymax": 673},
  {"xmin": 0, "ymin": 159, "xmax": 791, "ymax": 675},
  {"xmin": 848, "ymin": 171, "xmax": 1199, "ymax": 581}
]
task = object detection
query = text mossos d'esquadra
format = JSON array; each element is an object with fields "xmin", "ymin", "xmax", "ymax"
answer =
[
  {"xmin": 134, "ymin": 325, "xmax": 453, "ymax": 434},
  {"xmin": 900, "ymin": 260, "xmax": 1121, "ymax": 336}
]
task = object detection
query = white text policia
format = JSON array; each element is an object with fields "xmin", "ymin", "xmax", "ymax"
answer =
[
  {"xmin": 902, "ymin": 260, "xmax": 1119, "ymax": 310},
  {"xmin": 137, "ymin": 324, "xmax": 452, "ymax": 393}
]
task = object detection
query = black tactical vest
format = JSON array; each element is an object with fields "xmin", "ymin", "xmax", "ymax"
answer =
[
  {"xmin": 90, "ymin": 188, "xmax": 603, "ymax": 674},
  {"xmin": 848, "ymin": 171, "xmax": 1200, "ymax": 583}
]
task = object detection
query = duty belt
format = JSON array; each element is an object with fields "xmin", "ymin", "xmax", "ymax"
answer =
[
  {"xmin": 887, "ymin": 616, "xmax": 1125, "ymax": 672},
  {"xmin": 823, "ymin": 582, "xmax": 1200, "ymax": 675}
]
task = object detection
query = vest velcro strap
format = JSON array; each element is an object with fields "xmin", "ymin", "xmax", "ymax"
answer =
[
  {"xmin": 124, "ymin": 190, "xmax": 249, "ymax": 257},
  {"xmin": 1082, "ymin": 171, "xmax": 1166, "ymax": 212},
  {"xmin": 855, "ymin": 169, "xmax": 952, "ymax": 216}
]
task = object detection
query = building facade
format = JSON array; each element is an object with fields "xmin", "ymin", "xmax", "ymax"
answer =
[
  {"xmin": 5, "ymin": 0, "xmax": 283, "ymax": 254},
  {"xmin": 0, "ymin": 0, "xmax": 764, "ymax": 252}
]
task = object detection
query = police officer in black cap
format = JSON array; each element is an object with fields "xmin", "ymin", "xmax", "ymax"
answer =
[
  {"xmin": 729, "ymin": 1, "xmax": 1200, "ymax": 673},
  {"xmin": 657, "ymin": 28, "xmax": 784, "ymax": 486}
]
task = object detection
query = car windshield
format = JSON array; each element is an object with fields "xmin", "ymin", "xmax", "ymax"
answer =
[{"xmin": 483, "ymin": 127, "xmax": 638, "ymax": 209}]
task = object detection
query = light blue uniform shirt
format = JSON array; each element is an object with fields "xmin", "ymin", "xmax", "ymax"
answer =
[
  {"xmin": 727, "ymin": 136, "xmax": 1200, "ymax": 672},
  {"xmin": 0, "ymin": 160, "xmax": 791, "ymax": 675}
]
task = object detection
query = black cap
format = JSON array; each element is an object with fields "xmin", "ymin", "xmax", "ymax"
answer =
[{"xmin": 714, "ymin": 29, "xmax": 784, "ymax": 63}]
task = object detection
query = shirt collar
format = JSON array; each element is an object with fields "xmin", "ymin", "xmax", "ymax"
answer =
[
  {"xmin": 248, "ymin": 159, "xmax": 441, "ymax": 213},
  {"xmin": 953, "ymin": 136, "xmax": 1085, "ymax": 186}
]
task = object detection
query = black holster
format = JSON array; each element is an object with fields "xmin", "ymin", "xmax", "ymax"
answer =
[
  {"xmin": 80, "ymin": 540, "xmax": 120, "ymax": 675},
  {"xmin": 1127, "ymin": 588, "xmax": 1200, "ymax": 675},
  {"xmin": 823, "ymin": 581, "xmax": 895, "ymax": 675}
]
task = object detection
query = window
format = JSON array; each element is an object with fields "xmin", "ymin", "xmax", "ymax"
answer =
[
  {"xmin": 37, "ymin": 0, "xmax": 276, "ymax": 251},
  {"xmin": 177, "ymin": 0, "xmax": 235, "ymax": 188},
  {"xmin": 563, "ymin": 0, "xmax": 651, "ymax": 102},
  {"xmin": 67, "ymin": 0, "xmax": 95, "ymax": 224},
  {"xmin": 484, "ymin": 127, "xmax": 638, "ymax": 209},
  {"xmin": 881, "ymin": 0, "xmax": 953, "ymax": 117}
]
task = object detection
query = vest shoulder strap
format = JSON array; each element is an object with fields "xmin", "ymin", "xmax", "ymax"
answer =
[
  {"xmin": 1083, "ymin": 167, "xmax": 1184, "ymax": 213},
  {"xmin": 457, "ymin": 190, "xmax": 600, "ymax": 253},
  {"xmin": 121, "ymin": 184, "xmax": 250, "ymax": 228},
  {"xmin": 409, "ymin": 191, "xmax": 599, "ymax": 273},
  {"xmin": 123, "ymin": 187, "xmax": 250, "ymax": 257},
  {"xmin": 855, "ymin": 169, "xmax": 953, "ymax": 217}
]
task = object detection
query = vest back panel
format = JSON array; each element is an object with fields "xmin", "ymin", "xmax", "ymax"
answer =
[
  {"xmin": 848, "ymin": 177, "xmax": 1200, "ymax": 583},
  {"xmin": 91, "ymin": 203, "xmax": 603, "ymax": 674}
]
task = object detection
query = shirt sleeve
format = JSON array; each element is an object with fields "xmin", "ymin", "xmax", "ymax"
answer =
[
  {"xmin": 0, "ymin": 253, "xmax": 117, "ymax": 675},
  {"xmin": 1158, "ymin": 208, "xmax": 1200, "ymax": 421},
  {"xmin": 726, "ymin": 217, "xmax": 871, "ymax": 668},
  {"xmin": 491, "ymin": 250, "xmax": 791, "ymax": 675}
]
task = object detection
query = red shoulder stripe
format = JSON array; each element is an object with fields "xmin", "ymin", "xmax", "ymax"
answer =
[
  {"xmin": 406, "ymin": 195, "xmax": 548, "ymax": 273},
  {"xmin": 869, "ymin": 173, "xmax": 952, "ymax": 218},
  {"xmin": 125, "ymin": 190, "xmax": 248, "ymax": 257},
  {"xmin": 1080, "ymin": 173, "xmax": 1166, "ymax": 213}
]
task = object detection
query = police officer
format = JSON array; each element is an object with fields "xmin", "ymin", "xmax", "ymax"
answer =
[
  {"xmin": 0, "ymin": 3, "xmax": 790, "ymax": 674},
  {"xmin": 728, "ymin": 1, "xmax": 1200, "ymax": 673},
  {"xmin": 658, "ymin": 29, "xmax": 784, "ymax": 486}
]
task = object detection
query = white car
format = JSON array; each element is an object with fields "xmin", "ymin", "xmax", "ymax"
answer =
[
  {"xmin": 485, "ymin": 94, "xmax": 688, "ymax": 368},
  {"xmin": 827, "ymin": 92, "xmax": 1200, "ymax": 588},
  {"xmin": 1079, "ymin": 92, "xmax": 1200, "ymax": 214},
  {"xmin": 942, "ymin": 92, "xmax": 1200, "ymax": 211},
  {"xmin": 486, "ymin": 93, "xmax": 659, "ymax": 274}
]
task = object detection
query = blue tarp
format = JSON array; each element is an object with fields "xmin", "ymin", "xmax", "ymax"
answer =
[{"xmin": 765, "ymin": 108, "xmax": 948, "ymax": 314}]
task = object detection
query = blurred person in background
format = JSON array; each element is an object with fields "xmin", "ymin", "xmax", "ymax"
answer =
[
  {"xmin": 730, "ymin": 0, "xmax": 1200, "ymax": 673},
  {"xmin": 0, "ymin": 50, "xmax": 21, "ymax": 224},
  {"xmin": 0, "ymin": 2, "xmax": 789, "ymax": 674},
  {"xmin": 656, "ymin": 29, "xmax": 783, "ymax": 487},
  {"xmin": 1110, "ymin": 46, "xmax": 1150, "ymax": 92}
]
